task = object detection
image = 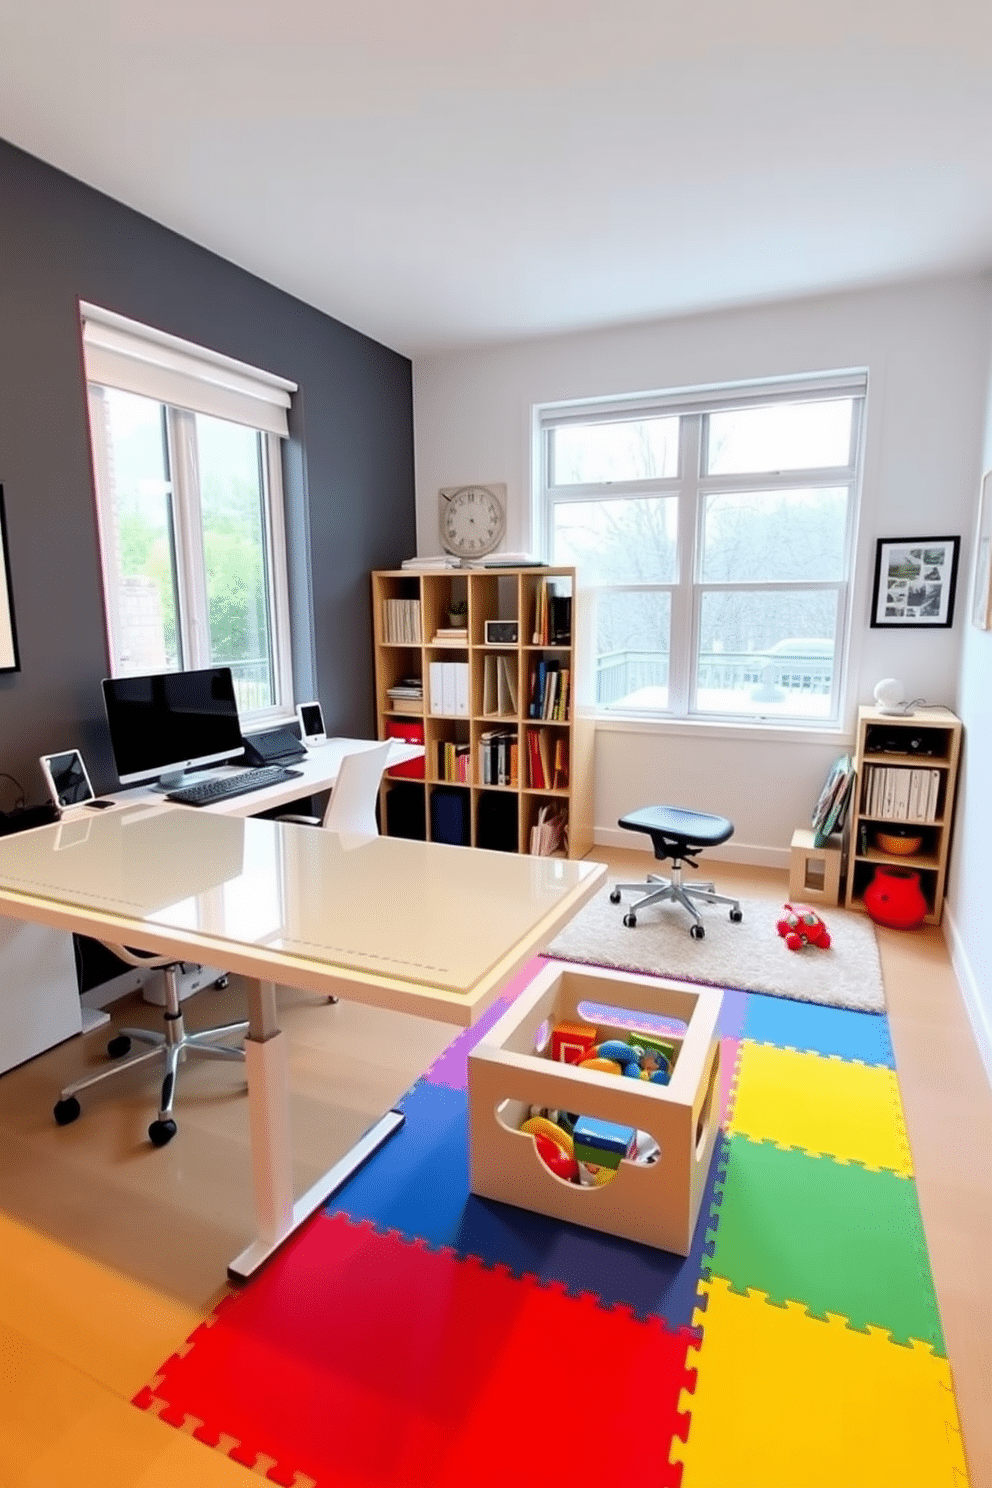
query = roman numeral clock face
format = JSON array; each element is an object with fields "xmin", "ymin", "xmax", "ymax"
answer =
[{"xmin": 438, "ymin": 484, "xmax": 507, "ymax": 560}]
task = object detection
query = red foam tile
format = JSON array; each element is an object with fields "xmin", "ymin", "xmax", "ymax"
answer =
[{"xmin": 140, "ymin": 1212, "xmax": 694, "ymax": 1488}]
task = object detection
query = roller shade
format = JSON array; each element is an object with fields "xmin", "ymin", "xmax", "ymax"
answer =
[{"xmin": 81, "ymin": 304, "xmax": 296, "ymax": 437}]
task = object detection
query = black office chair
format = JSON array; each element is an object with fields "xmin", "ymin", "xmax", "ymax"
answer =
[
  {"xmin": 609, "ymin": 805, "xmax": 743, "ymax": 939},
  {"xmin": 53, "ymin": 946, "xmax": 247, "ymax": 1146}
]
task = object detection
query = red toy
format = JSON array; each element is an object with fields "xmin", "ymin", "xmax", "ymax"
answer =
[{"xmin": 776, "ymin": 903, "xmax": 831, "ymax": 951}]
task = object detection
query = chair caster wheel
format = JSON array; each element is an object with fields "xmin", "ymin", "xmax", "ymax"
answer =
[
  {"xmin": 214, "ymin": 974, "xmax": 229, "ymax": 989},
  {"xmin": 729, "ymin": 908, "xmax": 743, "ymax": 923},
  {"xmin": 623, "ymin": 913, "xmax": 637, "ymax": 928},
  {"xmin": 609, "ymin": 889, "xmax": 621, "ymax": 904},
  {"xmin": 107, "ymin": 1034, "xmax": 132, "ymax": 1058},
  {"xmin": 690, "ymin": 923, "xmax": 705, "ymax": 940},
  {"xmin": 148, "ymin": 1118, "xmax": 177, "ymax": 1147},
  {"xmin": 53, "ymin": 1096, "xmax": 81, "ymax": 1126}
]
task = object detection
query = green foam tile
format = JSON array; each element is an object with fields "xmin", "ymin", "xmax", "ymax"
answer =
[{"xmin": 707, "ymin": 1133, "xmax": 945, "ymax": 1353}]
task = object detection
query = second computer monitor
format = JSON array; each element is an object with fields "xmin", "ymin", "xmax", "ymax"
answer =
[{"xmin": 102, "ymin": 666, "xmax": 245, "ymax": 790}]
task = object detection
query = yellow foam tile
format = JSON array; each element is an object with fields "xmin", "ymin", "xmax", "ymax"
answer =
[
  {"xmin": 727, "ymin": 1041, "xmax": 913, "ymax": 1175},
  {"xmin": 673, "ymin": 1278, "xmax": 969, "ymax": 1488},
  {"xmin": 0, "ymin": 1210, "xmax": 208, "ymax": 1396},
  {"xmin": 0, "ymin": 1324, "xmax": 255, "ymax": 1488}
]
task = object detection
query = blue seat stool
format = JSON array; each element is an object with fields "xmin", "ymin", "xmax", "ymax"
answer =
[{"xmin": 609, "ymin": 805, "xmax": 743, "ymax": 939}]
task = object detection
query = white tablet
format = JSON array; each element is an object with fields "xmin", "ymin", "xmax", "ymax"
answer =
[
  {"xmin": 296, "ymin": 700, "xmax": 326, "ymax": 745},
  {"xmin": 39, "ymin": 749, "xmax": 97, "ymax": 810}
]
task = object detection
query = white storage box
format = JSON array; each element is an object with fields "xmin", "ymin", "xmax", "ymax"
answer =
[{"xmin": 468, "ymin": 960, "xmax": 722, "ymax": 1255}]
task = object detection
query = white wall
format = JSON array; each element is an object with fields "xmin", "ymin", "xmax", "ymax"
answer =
[
  {"xmin": 413, "ymin": 274, "xmax": 992, "ymax": 865},
  {"xmin": 945, "ymin": 294, "xmax": 992, "ymax": 1082}
]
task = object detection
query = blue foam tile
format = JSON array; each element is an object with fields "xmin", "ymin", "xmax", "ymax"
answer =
[
  {"xmin": 327, "ymin": 1079, "xmax": 718, "ymax": 1331},
  {"xmin": 741, "ymin": 990, "xmax": 895, "ymax": 1067}
]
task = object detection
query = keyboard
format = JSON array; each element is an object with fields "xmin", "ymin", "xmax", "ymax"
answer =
[{"xmin": 165, "ymin": 765, "xmax": 303, "ymax": 807}]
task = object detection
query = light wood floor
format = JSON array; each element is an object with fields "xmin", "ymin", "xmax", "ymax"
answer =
[{"xmin": 0, "ymin": 851, "xmax": 989, "ymax": 1488}]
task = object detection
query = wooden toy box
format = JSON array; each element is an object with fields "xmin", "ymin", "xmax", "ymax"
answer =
[{"xmin": 468, "ymin": 960, "xmax": 722, "ymax": 1255}]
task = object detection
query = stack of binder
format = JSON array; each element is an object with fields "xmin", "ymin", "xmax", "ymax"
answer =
[
  {"xmin": 862, "ymin": 764, "xmax": 941, "ymax": 821},
  {"xmin": 428, "ymin": 661, "xmax": 469, "ymax": 716}
]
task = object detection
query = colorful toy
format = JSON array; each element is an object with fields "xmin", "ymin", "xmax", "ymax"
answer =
[
  {"xmin": 639, "ymin": 1065, "xmax": 670, "ymax": 1086},
  {"xmin": 572, "ymin": 1115, "xmax": 638, "ymax": 1171},
  {"xmin": 520, "ymin": 1114, "xmax": 574, "ymax": 1157},
  {"xmin": 579, "ymin": 1057, "xmax": 624, "ymax": 1075},
  {"xmin": 776, "ymin": 902, "xmax": 831, "ymax": 951},
  {"xmin": 533, "ymin": 1132, "xmax": 580, "ymax": 1182},
  {"xmin": 550, "ymin": 1021, "xmax": 597, "ymax": 1064}
]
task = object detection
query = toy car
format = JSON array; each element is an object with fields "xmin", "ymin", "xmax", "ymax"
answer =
[{"xmin": 776, "ymin": 903, "xmax": 831, "ymax": 951}]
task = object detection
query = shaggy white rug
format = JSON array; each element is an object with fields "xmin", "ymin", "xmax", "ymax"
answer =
[{"xmin": 545, "ymin": 882, "xmax": 886, "ymax": 1013}]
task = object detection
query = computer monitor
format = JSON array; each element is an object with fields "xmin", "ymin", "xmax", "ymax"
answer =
[{"xmin": 101, "ymin": 667, "xmax": 245, "ymax": 790}]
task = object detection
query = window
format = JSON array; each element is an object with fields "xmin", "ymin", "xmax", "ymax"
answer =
[
  {"xmin": 539, "ymin": 373, "xmax": 866, "ymax": 725},
  {"xmin": 81, "ymin": 306, "xmax": 297, "ymax": 725}
]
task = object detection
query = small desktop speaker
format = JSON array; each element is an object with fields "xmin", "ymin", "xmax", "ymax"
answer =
[{"xmin": 484, "ymin": 620, "xmax": 519, "ymax": 645}]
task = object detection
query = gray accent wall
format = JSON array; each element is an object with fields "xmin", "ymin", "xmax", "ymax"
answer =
[{"xmin": 0, "ymin": 137, "xmax": 415, "ymax": 803}]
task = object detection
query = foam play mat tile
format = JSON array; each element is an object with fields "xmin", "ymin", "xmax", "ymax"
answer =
[
  {"xmin": 708, "ymin": 1134, "xmax": 944, "ymax": 1350},
  {"xmin": 673, "ymin": 1277, "xmax": 968, "ymax": 1488},
  {"xmin": 741, "ymin": 989, "xmax": 895, "ymax": 1066},
  {"xmin": 327, "ymin": 1078, "xmax": 723, "ymax": 1331},
  {"xmin": 137, "ymin": 1211, "xmax": 695, "ymax": 1488},
  {"xmin": 132, "ymin": 985, "xmax": 972, "ymax": 1487},
  {"xmin": 727, "ymin": 1041, "xmax": 913, "ymax": 1174}
]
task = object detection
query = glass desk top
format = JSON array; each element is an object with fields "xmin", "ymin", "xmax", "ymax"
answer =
[{"xmin": 0, "ymin": 805, "xmax": 604, "ymax": 998}]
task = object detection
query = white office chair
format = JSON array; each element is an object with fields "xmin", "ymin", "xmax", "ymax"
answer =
[
  {"xmin": 281, "ymin": 738, "xmax": 391, "ymax": 836},
  {"xmin": 53, "ymin": 946, "xmax": 248, "ymax": 1147}
]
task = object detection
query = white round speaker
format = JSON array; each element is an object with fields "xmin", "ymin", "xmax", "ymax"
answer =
[{"xmin": 873, "ymin": 678, "xmax": 911, "ymax": 715}]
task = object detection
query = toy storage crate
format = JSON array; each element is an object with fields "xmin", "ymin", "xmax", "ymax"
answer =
[{"xmin": 468, "ymin": 960, "xmax": 722, "ymax": 1255}]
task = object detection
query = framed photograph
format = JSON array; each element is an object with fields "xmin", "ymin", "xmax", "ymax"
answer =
[
  {"xmin": 971, "ymin": 471, "xmax": 992, "ymax": 631},
  {"xmin": 0, "ymin": 485, "xmax": 20, "ymax": 673},
  {"xmin": 870, "ymin": 535, "xmax": 960, "ymax": 629}
]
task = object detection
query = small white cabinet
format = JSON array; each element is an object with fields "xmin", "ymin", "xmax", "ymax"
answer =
[{"xmin": 0, "ymin": 916, "xmax": 81, "ymax": 1073}]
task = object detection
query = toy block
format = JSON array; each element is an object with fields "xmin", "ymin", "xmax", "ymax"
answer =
[
  {"xmin": 572, "ymin": 1115, "xmax": 638, "ymax": 1170},
  {"xmin": 550, "ymin": 1020, "xmax": 597, "ymax": 1064}
]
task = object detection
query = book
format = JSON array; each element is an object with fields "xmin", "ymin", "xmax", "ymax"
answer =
[
  {"xmin": 401, "ymin": 555, "xmax": 461, "ymax": 570},
  {"xmin": 892, "ymin": 769, "xmax": 910, "ymax": 821},
  {"xmin": 537, "ymin": 729, "xmax": 553, "ymax": 790},
  {"xmin": 527, "ymin": 729, "xmax": 545, "ymax": 789},
  {"xmin": 497, "ymin": 655, "xmax": 518, "ymax": 714},
  {"xmin": 926, "ymin": 768, "xmax": 941, "ymax": 822},
  {"xmin": 472, "ymin": 552, "xmax": 543, "ymax": 568}
]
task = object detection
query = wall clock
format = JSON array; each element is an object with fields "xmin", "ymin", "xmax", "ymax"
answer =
[{"xmin": 438, "ymin": 484, "xmax": 506, "ymax": 561}]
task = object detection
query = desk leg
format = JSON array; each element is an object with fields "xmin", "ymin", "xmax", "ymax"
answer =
[{"xmin": 228, "ymin": 976, "xmax": 405, "ymax": 1283}]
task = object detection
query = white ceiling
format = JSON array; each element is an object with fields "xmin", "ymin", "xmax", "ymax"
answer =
[{"xmin": 3, "ymin": 0, "xmax": 992, "ymax": 357}]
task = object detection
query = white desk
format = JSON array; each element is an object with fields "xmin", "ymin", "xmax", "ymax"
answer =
[
  {"xmin": 0, "ymin": 806, "xmax": 605, "ymax": 1279},
  {"xmin": 100, "ymin": 735, "xmax": 424, "ymax": 817}
]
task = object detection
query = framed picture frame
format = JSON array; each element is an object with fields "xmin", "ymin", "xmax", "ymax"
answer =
[
  {"xmin": 971, "ymin": 471, "xmax": 992, "ymax": 631},
  {"xmin": 869, "ymin": 535, "xmax": 960, "ymax": 629},
  {"xmin": 0, "ymin": 485, "xmax": 20, "ymax": 673}
]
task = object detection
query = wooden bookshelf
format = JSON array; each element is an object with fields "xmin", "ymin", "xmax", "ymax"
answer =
[
  {"xmin": 844, "ymin": 704, "xmax": 962, "ymax": 925},
  {"xmin": 371, "ymin": 566, "xmax": 593, "ymax": 857}
]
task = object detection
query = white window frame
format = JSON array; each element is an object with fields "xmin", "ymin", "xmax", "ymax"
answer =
[
  {"xmin": 81, "ymin": 305, "xmax": 297, "ymax": 728},
  {"xmin": 537, "ymin": 371, "xmax": 867, "ymax": 729}
]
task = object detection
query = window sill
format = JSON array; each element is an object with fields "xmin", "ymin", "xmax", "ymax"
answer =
[{"xmin": 588, "ymin": 710, "xmax": 855, "ymax": 748}]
